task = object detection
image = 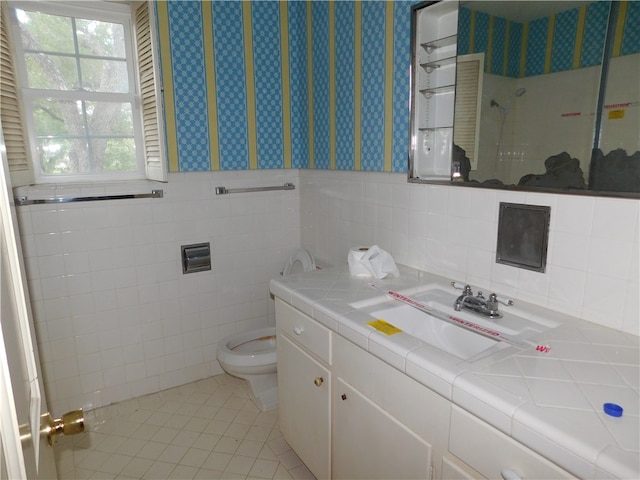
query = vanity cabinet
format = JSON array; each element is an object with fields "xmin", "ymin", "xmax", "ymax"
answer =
[
  {"xmin": 276, "ymin": 299, "xmax": 331, "ymax": 480},
  {"xmin": 275, "ymin": 298, "xmax": 575, "ymax": 480},
  {"xmin": 448, "ymin": 406, "xmax": 576, "ymax": 480},
  {"xmin": 332, "ymin": 334, "xmax": 447, "ymax": 479},
  {"xmin": 409, "ymin": 0, "xmax": 459, "ymax": 181},
  {"xmin": 276, "ymin": 297, "xmax": 450, "ymax": 479}
]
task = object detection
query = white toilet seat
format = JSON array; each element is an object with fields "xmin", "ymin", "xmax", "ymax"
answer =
[
  {"xmin": 217, "ymin": 327, "xmax": 277, "ymax": 376},
  {"xmin": 282, "ymin": 249, "xmax": 315, "ymax": 276}
]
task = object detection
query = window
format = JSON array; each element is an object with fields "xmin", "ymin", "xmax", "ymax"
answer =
[
  {"xmin": 1, "ymin": 1, "xmax": 166, "ymax": 185},
  {"xmin": 453, "ymin": 53, "xmax": 484, "ymax": 170}
]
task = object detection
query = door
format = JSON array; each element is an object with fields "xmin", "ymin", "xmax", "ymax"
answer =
[{"xmin": 0, "ymin": 127, "xmax": 82, "ymax": 479}]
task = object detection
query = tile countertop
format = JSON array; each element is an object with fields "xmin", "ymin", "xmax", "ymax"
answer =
[{"xmin": 270, "ymin": 264, "xmax": 640, "ymax": 480}]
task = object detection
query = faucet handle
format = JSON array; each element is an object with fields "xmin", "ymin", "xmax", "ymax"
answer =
[
  {"xmin": 486, "ymin": 293, "xmax": 499, "ymax": 314},
  {"xmin": 491, "ymin": 293, "xmax": 514, "ymax": 306},
  {"xmin": 451, "ymin": 282, "xmax": 473, "ymax": 295}
]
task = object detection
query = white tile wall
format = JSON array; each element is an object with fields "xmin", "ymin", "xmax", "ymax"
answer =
[
  {"xmin": 12, "ymin": 168, "xmax": 640, "ymax": 415},
  {"xmin": 299, "ymin": 170, "xmax": 639, "ymax": 336},
  {"xmin": 15, "ymin": 170, "xmax": 301, "ymax": 414}
]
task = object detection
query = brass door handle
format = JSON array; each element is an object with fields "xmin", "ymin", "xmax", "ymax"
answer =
[
  {"xmin": 43, "ymin": 409, "xmax": 85, "ymax": 445},
  {"xmin": 314, "ymin": 376, "xmax": 324, "ymax": 387}
]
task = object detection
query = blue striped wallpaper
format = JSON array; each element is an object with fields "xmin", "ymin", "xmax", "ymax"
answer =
[
  {"xmin": 311, "ymin": 2, "xmax": 330, "ymax": 170},
  {"xmin": 166, "ymin": 2, "xmax": 210, "ymax": 172},
  {"xmin": 473, "ymin": 11, "xmax": 490, "ymax": 55},
  {"xmin": 287, "ymin": 2, "xmax": 309, "ymax": 169},
  {"xmin": 621, "ymin": 0, "xmax": 640, "ymax": 55},
  {"xmin": 252, "ymin": 2, "xmax": 284, "ymax": 169},
  {"xmin": 581, "ymin": 1, "xmax": 609, "ymax": 67},
  {"xmin": 551, "ymin": 9, "xmax": 578, "ymax": 73},
  {"xmin": 160, "ymin": 0, "xmax": 410, "ymax": 173},
  {"xmin": 491, "ymin": 17, "xmax": 507, "ymax": 75},
  {"xmin": 335, "ymin": 2, "xmax": 355, "ymax": 171},
  {"xmin": 506, "ymin": 22, "xmax": 523, "ymax": 78},
  {"xmin": 360, "ymin": 2, "xmax": 386, "ymax": 172},
  {"xmin": 391, "ymin": 1, "xmax": 412, "ymax": 173},
  {"xmin": 158, "ymin": 1, "xmax": 637, "ymax": 174},
  {"xmin": 457, "ymin": 7, "xmax": 471, "ymax": 56},
  {"xmin": 525, "ymin": 17, "xmax": 549, "ymax": 77},
  {"xmin": 211, "ymin": 1, "xmax": 249, "ymax": 170},
  {"xmin": 460, "ymin": 1, "xmax": 639, "ymax": 78}
]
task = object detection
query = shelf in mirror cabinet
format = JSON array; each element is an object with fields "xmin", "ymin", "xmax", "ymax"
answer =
[
  {"xmin": 420, "ymin": 55, "xmax": 456, "ymax": 73},
  {"xmin": 420, "ymin": 34, "xmax": 457, "ymax": 54},
  {"xmin": 419, "ymin": 84, "xmax": 454, "ymax": 98},
  {"xmin": 418, "ymin": 126, "xmax": 453, "ymax": 132}
]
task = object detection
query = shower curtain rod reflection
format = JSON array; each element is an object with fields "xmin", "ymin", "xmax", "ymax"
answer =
[
  {"xmin": 215, "ymin": 182, "xmax": 295, "ymax": 195},
  {"xmin": 14, "ymin": 189, "xmax": 164, "ymax": 206}
]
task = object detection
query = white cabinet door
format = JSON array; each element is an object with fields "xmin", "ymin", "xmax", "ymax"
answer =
[
  {"xmin": 277, "ymin": 332, "xmax": 330, "ymax": 480},
  {"xmin": 333, "ymin": 377, "xmax": 432, "ymax": 480}
]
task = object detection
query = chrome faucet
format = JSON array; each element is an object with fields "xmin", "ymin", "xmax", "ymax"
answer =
[{"xmin": 451, "ymin": 282, "xmax": 513, "ymax": 319}]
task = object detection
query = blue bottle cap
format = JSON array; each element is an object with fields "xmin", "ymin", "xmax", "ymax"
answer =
[{"xmin": 603, "ymin": 403, "xmax": 623, "ymax": 417}]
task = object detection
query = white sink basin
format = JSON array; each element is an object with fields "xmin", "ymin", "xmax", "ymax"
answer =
[
  {"xmin": 352, "ymin": 283, "xmax": 559, "ymax": 360},
  {"xmin": 364, "ymin": 302, "xmax": 502, "ymax": 360}
]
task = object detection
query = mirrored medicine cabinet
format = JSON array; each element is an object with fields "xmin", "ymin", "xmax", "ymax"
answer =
[{"xmin": 408, "ymin": 0, "xmax": 640, "ymax": 198}]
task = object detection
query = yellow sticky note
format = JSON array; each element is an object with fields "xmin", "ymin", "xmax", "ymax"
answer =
[
  {"xmin": 367, "ymin": 319, "xmax": 402, "ymax": 336},
  {"xmin": 608, "ymin": 109, "xmax": 625, "ymax": 119}
]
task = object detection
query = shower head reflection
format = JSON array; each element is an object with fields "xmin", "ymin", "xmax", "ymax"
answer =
[{"xmin": 491, "ymin": 88, "xmax": 526, "ymax": 115}]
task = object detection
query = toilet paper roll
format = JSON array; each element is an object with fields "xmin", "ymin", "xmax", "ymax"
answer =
[
  {"xmin": 348, "ymin": 247, "xmax": 373, "ymax": 276},
  {"xmin": 348, "ymin": 245, "xmax": 400, "ymax": 279}
]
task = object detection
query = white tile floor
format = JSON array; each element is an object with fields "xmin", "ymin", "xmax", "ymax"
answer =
[{"xmin": 54, "ymin": 374, "xmax": 316, "ymax": 480}]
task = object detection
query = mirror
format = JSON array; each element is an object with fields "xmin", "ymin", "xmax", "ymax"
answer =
[{"xmin": 452, "ymin": 0, "xmax": 639, "ymax": 196}]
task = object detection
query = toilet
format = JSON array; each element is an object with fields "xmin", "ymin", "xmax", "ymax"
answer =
[
  {"xmin": 281, "ymin": 248, "xmax": 315, "ymax": 276},
  {"xmin": 216, "ymin": 249, "xmax": 317, "ymax": 411},
  {"xmin": 217, "ymin": 327, "xmax": 279, "ymax": 411}
]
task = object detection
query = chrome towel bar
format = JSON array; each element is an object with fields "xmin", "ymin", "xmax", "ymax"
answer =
[
  {"xmin": 15, "ymin": 189, "xmax": 163, "ymax": 206},
  {"xmin": 215, "ymin": 182, "xmax": 295, "ymax": 195}
]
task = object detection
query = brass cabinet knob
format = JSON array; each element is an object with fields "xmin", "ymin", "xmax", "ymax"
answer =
[
  {"xmin": 314, "ymin": 377, "xmax": 324, "ymax": 387},
  {"xmin": 44, "ymin": 409, "xmax": 85, "ymax": 445}
]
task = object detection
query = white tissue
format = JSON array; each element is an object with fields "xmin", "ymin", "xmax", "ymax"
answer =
[{"xmin": 348, "ymin": 245, "xmax": 399, "ymax": 279}]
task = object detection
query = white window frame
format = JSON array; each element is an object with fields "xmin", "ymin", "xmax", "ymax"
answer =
[{"xmin": 7, "ymin": 0, "xmax": 166, "ymax": 184}]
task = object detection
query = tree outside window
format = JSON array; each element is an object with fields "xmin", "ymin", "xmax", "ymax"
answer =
[{"xmin": 14, "ymin": 5, "xmax": 141, "ymax": 180}]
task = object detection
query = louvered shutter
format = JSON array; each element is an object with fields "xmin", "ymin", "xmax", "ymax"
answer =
[
  {"xmin": 134, "ymin": 1, "xmax": 166, "ymax": 182},
  {"xmin": 453, "ymin": 53, "xmax": 484, "ymax": 170},
  {"xmin": 0, "ymin": 3, "xmax": 33, "ymax": 186}
]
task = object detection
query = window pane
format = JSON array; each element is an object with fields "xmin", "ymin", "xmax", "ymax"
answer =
[
  {"xmin": 80, "ymin": 58, "xmax": 129, "ymax": 92},
  {"xmin": 32, "ymin": 99, "xmax": 84, "ymax": 136},
  {"xmin": 16, "ymin": 9, "xmax": 75, "ymax": 53},
  {"xmin": 25, "ymin": 53, "xmax": 78, "ymax": 90},
  {"xmin": 76, "ymin": 19, "xmax": 126, "ymax": 58},
  {"xmin": 95, "ymin": 138, "xmax": 136, "ymax": 172},
  {"xmin": 34, "ymin": 100, "xmax": 137, "ymax": 175},
  {"xmin": 37, "ymin": 137, "xmax": 88, "ymax": 174},
  {"xmin": 85, "ymin": 102, "xmax": 134, "ymax": 136}
]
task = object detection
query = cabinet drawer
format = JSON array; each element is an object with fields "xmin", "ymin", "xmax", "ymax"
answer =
[
  {"xmin": 275, "ymin": 298, "xmax": 331, "ymax": 364},
  {"xmin": 449, "ymin": 406, "xmax": 576, "ymax": 480}
]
